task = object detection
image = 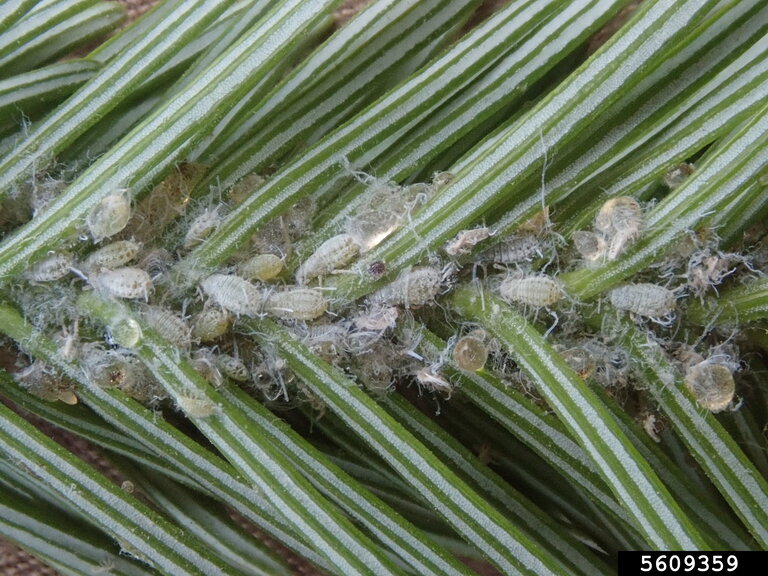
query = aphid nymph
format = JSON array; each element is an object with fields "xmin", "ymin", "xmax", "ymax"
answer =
[
  {"xmin": 498, "ymin": 274, "xmax": 564, "ymax": 307},
  {"xmin": 90, "ymin": 267, "xmax": 153, "ymax": 301},
  {"xmin": 200, "ymin": 274, "xmax": 264, "ymax": 317},
  {"xmin": 296, "ymin": 233, "xmax": 360, "ymax": 285},
  {"xmin": 609, "ymin": 283, "xmax": 676, "ymax": 320},
  {"xmin": 265, "ymin": 288, "xmax": 328, "ymax": 321},
  {"xmin": 87, "ymin": 192, "xmax": 131, "ymax": 242}
]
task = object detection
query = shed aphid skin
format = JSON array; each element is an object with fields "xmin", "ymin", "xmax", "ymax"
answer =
[
  {"xmin": 216, "ymin": 353, "xmax": 250, "ymax": 382},
  {"xmin": 415, "ymin": 367, "xmax": 452, "ymax": 394},
  {"xmin": 190, "ymin": 349, "xmax": 224, "ymax": 388},
  {"xmin": 685, "ymin": 248, "xmax": 750, "ymax": 298},
  {"xmin": 572, "ymin": 230, "xmax": 605, "ymax": 262},
  {"xmin": 445, "ymin": 227, "xmax": 493, "ymax": 256},
  {"xmin": 264, "ymin": 288, "xmax": 328, "ymax": 321},
  {"xmin": 296, "ymin": 233, "xmax": 361, "ymax": 285},
  {"xmin": 81, "ymin": 345, "xmax": 163, "ymax": 403},
  {"xmin": 142, "ymin": 305, "xmax": 192, "ymax": 349},
  {"xmin": 684, "ymin": 361, "xmax": 736, "ymax": 413},
  {"xmin": 352, "ymin": 304, "xmax": 398, "ymax": 332},
  {"xmin": 452, "ymin": 333, "xmax": 488, "ymax": 372},
  {"xmin": 23, "ymin": 252, "xmax": 74, "ymax": 282},
  {"xmin": 200, "ymin": 274, "xmax": 264, "ymax": 317},
  {"xmin": 90, "ymin": 267, "xmax": 153, "ymax": 301},
  {"xmin": 594, "ymin": 196, "xmax": 643, "ymax": 260},
  {"xmin": 82, "ymin": 240, "xmax": 141, "ymax": 273},
  {"xmin": 662, "ymin": 162, "xmax": 695, "ymax": 190},
  {"xmin": 87, "ymin": 191, "xmax": 131, "ymax": 242},
  {"xmin": 16, "ymin": 361, "xmax": 77, "ymax": 404},
  {"xmin": 237, "ymin": 253, "xmax": 284, "ymax": 282},
  {"xmin": 558, "ymin": 346, "xmax": 597, "ymax": 380},
  {"xmin": 191, "ymin": 306, "xmax": 232, "ymax": 342},
  {"xmin": 370, "ymin": 266, "xmax": 443, "ymax": 309},
  {"xmin": 498, "ymin": 274, "xmax": 564, "ymax": 307},
  {"xmin": 608, "ymin": 283, "xmax": 676, "ymax": 321},
  {"xmin": 183, "ymin": 205, "xmax": 222, "ymax": 250}
]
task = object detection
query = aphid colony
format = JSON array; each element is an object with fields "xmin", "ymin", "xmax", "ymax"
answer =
[{"xmin": 10, "ymin": 168, "xmax": 752, "ymax": 429}]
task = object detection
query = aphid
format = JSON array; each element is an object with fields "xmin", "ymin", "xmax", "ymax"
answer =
[
  {"xmin": 265, "ymin": 288, "xmax": 327, "ymax": 321},
  {"xmin": 452, "ymin": 334, "xmax": 488, "ymax": 372},
  {"xmin": 176, "ymin": 393, "xmax": 218, "ymax": 418},
  {"xmin": 23, "ymin": 252, "xmax": 73, "ymax": 282},
  {"xmin": 191, "ymin": 306, "xmax": 232, "ymax": 342},
  {"xmin": 237, "ymin": 253, "xmax": 284, "ymax": 282},
  {"xmin": 142, "ymin": 305, "xmax": 192, "ymax": 349},
  {"xmin": 90, "ymin": 268, "xmax": 153, "ymax": 301},
  {"xmin": 82, "ymin": 240, "xmax": 141, "ymax": 272},
  {"xmin": 216, "ymin": 353, "xmax": 250, "ymax": 382},
  {"xmin": 445, "ymin": 227, "xmax": 493, "ymax": 256},
  {"xmin": 476, "ymin": 234, "xmax": 541, "ymax": 265},
  {"xmin": 662, "ymin": 163, "xmax": 695, "ymax": 190},
  {"xmin": 609, "ymin": 283, "xmax": 676, "ymax": 319},
  {"xmin": 183, "ymin": 206, "xmax": 221, "ymax": 250},
  {"xmin": 498, "ymin": 274, "xmax": 564, "ymax": 307},
  {"xmin": 108, "ymin": 315, "xmax": 143, "ymax": 348},
  {"xmin": 296, "ymin": 233, "xmax": 360, "ymax": 285},
  {"xmin": 200, "ymin": 274, "xmax": 264, "ymax": 317},
  {"xmin": 559, "ymin": 346, "xmax": 596, "ymax": 379},
  {"xmin": 87, "ymin": 192, "xmax": 131, "ymax": 242},
  {"xmin": 370, "ymin": 266, "xmax": 442, "ymax": 309},
  {"xmin": 684, "ymin": 361, "xmax": 735, "ymax": 412},
  {"xmin": 121, "ymin": 480, "xmax": 135, "ymax": 493},
  {"xmin": 138, "ymin": 248, "xmax": 173, "ymax": 278}
]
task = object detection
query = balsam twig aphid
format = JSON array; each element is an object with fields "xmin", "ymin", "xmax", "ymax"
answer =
[
  {"xmin": 183, "ymin": 206, "xmax": 221, "ymax": 250},
  {"xmin": 684, "ymin": 361, "xmax": 735, "ymax": 412},
  {"xmin": 237, "ymin": 253, "xmax": 284, "ymax": 282},
  {"xmin": 191, "ymin": 306, "xmax": 232, "ymax": 342},
  {"xmin": 475, "ymin": 234, "xmax": 541, "ymax": 265},
  {"xmin": 90, "ymin": 267, "xmax": 153, "ymax": 301},
  {"xmin": 87, "ymin": 192, "xmax": 131, "ymax": 242},
  {"xmin": 609, "ymin": 283, "xmax": 676, "ymax": 320},
  {"xmin": 264, "ymin": 288, "xmax": 327, "ymax": 321},
  {"xmin": 370, "ymin": 266, "xmax": 442, "ymax": 309},
  {"xmin": 296, "ymin": 233, "xmax": 360, "ymax": 285},
  {"xmin": 452, "ymin": 333, "xmax": 488, "ymax": 372},
  {"xmin": 498, "ymin": 275, "xmax": 564, "ymax": 307},
  {"xmin": 82, "ymin": 240, "xmax": 141, "ymax": 273},
  {"xmin": 216, "ymin": 353, "xmax": 250, "ymax": 382},
  {"xmin": 23, "ymin": 252, "xmax": 74, "ymax": 282},
  {"xmin": 200, "ymin": 274, "xmax": 264, "ymax": 317},
  {"xmin": 142, "ymin": 305, "xmax": 192, "ymax": 349}
]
